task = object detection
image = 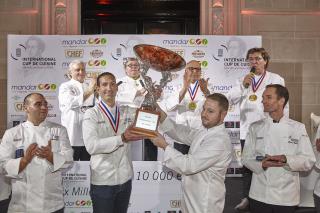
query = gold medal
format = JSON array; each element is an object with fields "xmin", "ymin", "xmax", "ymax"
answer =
[
  {"xmin": 249, "ymin": 94, "xmax": 257, "ymax": 101},
  {"xmin": 188, "ymin": 101, "xmax": 197, "ymax": 110}
]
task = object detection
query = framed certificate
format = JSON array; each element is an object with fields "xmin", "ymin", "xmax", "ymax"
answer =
[{"xmin": 131, "ymin": 108, "xmax": 160, "ymax": 138}]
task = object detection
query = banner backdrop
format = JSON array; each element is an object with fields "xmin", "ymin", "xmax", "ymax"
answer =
[
  {"xmin": 62, "ymin": 161, "xmax": 183, "ymax": 213},
  {"xmin": 7, "ymin": 34, "xmax": 261, "ymax": 176}
]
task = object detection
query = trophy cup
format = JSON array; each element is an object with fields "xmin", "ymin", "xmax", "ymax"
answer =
[{"xmin": 130, "ymin": 44, "xmax": 186, "ymax": 137}]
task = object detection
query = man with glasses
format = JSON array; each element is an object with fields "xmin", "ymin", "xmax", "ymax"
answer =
[
  {"xmin": 227, "ymin": 47, "xmax": 288, "ymax": 210},
  {"xmin": 161, "ymin": 60, "xmax": 211, "ymax": 154},
  {"xmin": 117, "ymin": 57, "xmax": 158, "ymax": 160}
]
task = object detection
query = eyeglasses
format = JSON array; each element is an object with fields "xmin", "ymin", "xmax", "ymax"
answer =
[
  {"xmin": 248, "ymin": 57, "xmax": 264, "ymax": 62},
  {"xmin": 187, "ymin": 67, "xmax": 201, "ymax": 72},
  {"xmin": 127, "ymin": 64, "xmax": 140, "ymax": 68}
]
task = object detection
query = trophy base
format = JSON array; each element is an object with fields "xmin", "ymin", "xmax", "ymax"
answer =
[
  {"xmin": 130, "ymin": 127, "xmax": 158, "ymax": 138},
  {"xmin": 132, "ymin": 108, "xmax": 160, "ymax": 138}
]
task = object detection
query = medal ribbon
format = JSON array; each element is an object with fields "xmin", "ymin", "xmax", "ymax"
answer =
[
  {"xmin": 98, "ymin": 100, "xmax": 120, "ymax": 134},
  {"xmin": 251, "ymin": 72, "xmax": 266, "ymax": 93},
  {"xmin": 188, "ymin": 81, "xmax": 199, "ymax": 101}
]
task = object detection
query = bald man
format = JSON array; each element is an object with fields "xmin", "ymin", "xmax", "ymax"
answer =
[{"xmin": 0, "ymin": 93, "xmax": 73, "ymax": 212}]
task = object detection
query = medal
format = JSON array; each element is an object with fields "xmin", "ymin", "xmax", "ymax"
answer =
[
  {"xmin": 188, "ymin": 101, "xmax": 197, "ymax": 110},
  {"xmin": 188, "ymin": 81, "xmax": 199, "ymax": 110},
  {"xmin": 249, "ymin": 94, "xmax": 257, "ymax": 101},
  {"xmin": 98, "ymin": 100, "xmax": 120, "ymax": 134},
  {"xmin": 248, "ymin": 71, "xmax": 266, "ymax": 102}
]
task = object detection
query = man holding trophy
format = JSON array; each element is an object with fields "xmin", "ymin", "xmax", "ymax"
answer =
[
  {"xmin": 151, "ymin": 93, "xmax": 232, "ymax": 213},
  {"xmin": 82, "ymin": 72, "xmax": 145, "ymax": 213}
]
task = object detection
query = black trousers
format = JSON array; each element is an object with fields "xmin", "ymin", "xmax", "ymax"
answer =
[
  {"xmin": 52, "ymin": 208, "xmax": 64, "ymax": 213},
  {"xmin": 143, "ymin": 139, "xmax": 158, "ymax": 161},
  {"xmin": 249, "ymin": 198, "xmax": 296, "ymax": 213},
  {"xmin": 314, "ymin": 193, "xmax": 320, "ymax": 213},
  {"xmin": 72, "ymin": 146, "xmax": 91, "ymax": 161},
  {"xmin": 173, "ymin": 142, "xmax": 190, "ymax": 155},
  {"xmin": 0, "ymin": 196, "xmax": 10, "ymax": 213},
  {"xmin": 241, "ymin": 139, "xmax": 252, "ymax": 198}
]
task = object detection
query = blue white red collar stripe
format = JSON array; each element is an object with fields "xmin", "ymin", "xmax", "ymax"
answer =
[
  {"xmin": 252, "ymin": 72, "xmax": 266, "ymax": 93},
  {"xmin": 98, "ymin": 101, "xmax": 120, "ymax": 133},
  {"xmin": 188, "ymin": 80, "xmax": 199, "ymax": 101}
]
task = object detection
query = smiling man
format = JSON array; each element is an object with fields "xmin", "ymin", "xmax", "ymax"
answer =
[
  {"xmin": 160, "ymin": 60, "xmax": 212, "ymax": 155},
  {"xmin": 226, "ymin": 47, "xmax": 288, "ymax": 210},
  {"xmin": 58, "ymin": 60, "xmax": 96, "ymax": 161},
  {"xmin": 151, "ymin": 93, "xmax": 232, "ymax": 213},
  {"xmin": 82, "ymin": 72, "xmax": 144, "ymax": 213},
  {"xmin": 0, "ymin": 93, "xmax": 73, "ymax": 213},
  {"xmin": 242, "ymin": 84, "xmax": 315, "ymax": 213}
]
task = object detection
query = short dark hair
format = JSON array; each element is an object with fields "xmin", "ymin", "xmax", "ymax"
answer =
[
  {"xmin": 246, "ymin": 47, "xmax": 270, "ymax": 69},
  {"xmin": 23, "ymin": 93, "xmax": 44, "ymax": 106},
  {"xmin": 97, "ymin": 72, "xmax": 116, "ymax": 86},
  {"xmin": 206, "ymin": 93, "xmax": 229, "ymax": 112},
  {"xmin": 266, "ymin": 84, "xmax": 289, "ymax": 108}
]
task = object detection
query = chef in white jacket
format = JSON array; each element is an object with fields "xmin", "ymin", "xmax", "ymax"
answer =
[
  {"xmin": 0, "ymin": 93, "xmax": 73, "ymax": 213},
  {"xmin": 313, "ymin": 126, "xmax": 320, "ymax": 212},
  {"xmin": 159, "ymin": 60, "xmax": 211, "ymax": 154},
  {"xmin": 58, "ymin": 59, "xmax": 96, "ymax": 161},
  {"xmin": 0, "ymin": 139, "xmax": 11, "ymax": 213},
  {"xmin": 117, "ymin": 57, "xmax": 157, "ymax": 160},
  {"xmin": 227, "ymin": 47, "xmax": 288, "ymax": 210},
  {"xmin": 242, "ymin": 84, "xmax": 315, "ymax": 213},
  {"xmin": 151, "ymin": 93, "xmax": 232, "ymax": 213},
  {"xmin": 83, "ymin": 72, "xmax": 144, "ymax": 213}
]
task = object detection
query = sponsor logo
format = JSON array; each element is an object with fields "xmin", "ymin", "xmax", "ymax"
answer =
[
  {"xmin": 65, "ymin": 49, "xmax": 84, "ymax": 58},
  {"xmin": 170, "ymin": 200, "xmax": 181, "ymax": 208},
  {"xmin": 162, "ymin": 38, "xmax": 208, "ymax": 46},
  {"xmin": 90, "ymin": 49, "xmax": 104, "ymax": 58},
  {"xmin": 14, "ymin": 102, "xmax": 24, "ymax": 112},
  {"xmin": 200, "ymin": 60, "xmax": 208, "ymax": 68},
  {"xmin": 189, "ymin": 38, "xmax": 208, "ymax": 45},
  {"xmin": 61, "ymin": 38, "xmax": 107, "ymax": 46},
  {"xmin": 87, "ymin": 59, "xmax": 107, "ymax": 67},
  {"xmin": 75, "ymin": 200, "xmax": 92, "ymax": 207},
  {"xmin": 38, "ymin": 84, "xmax": 57, "ymax": 91},
  {"xmin": 88, "ymin": 38, "xmax": 107, "ymax": 45},
  {"xmin": 192, "ymin": 50, "xmax": 205, "ymax": 58},
  {"xmin": 11, "ymin": 84, "xmax": 57, "ymax": 92},
  {"xmin": 11, "ymin": 85, "xmax": 37, "ymax": 91}
]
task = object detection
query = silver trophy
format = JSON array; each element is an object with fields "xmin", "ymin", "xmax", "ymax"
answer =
[
  {"xmin": 130, "ymin": 44, "xmax": 186, "ymax": 137},
  {"xmin": 133, "ymin": 44, "xmax": 186, "ymax": 109}
]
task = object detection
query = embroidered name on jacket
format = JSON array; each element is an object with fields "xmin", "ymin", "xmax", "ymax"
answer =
[{"xmin": 288, "ymin": 136, "xmax": 298, "ymax": 144}]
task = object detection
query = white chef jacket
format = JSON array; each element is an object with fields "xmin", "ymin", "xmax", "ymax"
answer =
[
  {"xmin": 0, "ymin": 120, "xmax": 73, "ymax": 213},
  {"xmin": 58, "ymin": 78, "xmax": 94, "ymax": 146},
  {"xmin": 227, "ymin": 71, "xmax": 288, "ymax": 140},
  {"xmin": 82, "ymin": 102, "xmax": 134, "ymax": 185},
  {"xmin": 0, "ymin": 139, "xmax": 11, "ymax": 202},
  {"xmin": 117, "ymin": 75, "xmax": 146, "ymax": 108},
  {"xmin": 160, "ymin": 81, "xmax": 212, "ymax": 131},
  {"xmin": 313, "ymin": 125, "xmax": 320, "ymax": 197},
  {"xmin": 160, "ymin": 118, "xmax": 232, "ymax": 213},
  {"xmin": 242, "ymin": 116, "xmax": 315, "ymax": 206}
]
